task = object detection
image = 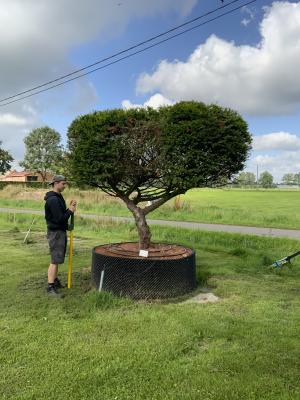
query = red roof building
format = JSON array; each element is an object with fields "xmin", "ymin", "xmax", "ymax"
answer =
[{"xmin": 0, "ymin": 170, "xmax": 53, "ymax": 182}]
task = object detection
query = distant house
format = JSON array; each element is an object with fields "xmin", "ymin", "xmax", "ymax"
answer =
[{"xmin": 0, "ymin": 170, "xmax": 53, "ymax": 183}]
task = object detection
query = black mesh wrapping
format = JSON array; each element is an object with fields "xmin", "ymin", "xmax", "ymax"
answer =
[{"xmin": 91, "ymin": 243, "xmax": 197, "ymax": 300}]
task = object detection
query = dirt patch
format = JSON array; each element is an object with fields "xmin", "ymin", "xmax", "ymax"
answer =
[
  {"xmin": 94, "ymin": 242, "xmax": 193, "ymax": 260},
  {"xmin": 183, "ymin": 292, "xmax": 220, "ymax": 304}
]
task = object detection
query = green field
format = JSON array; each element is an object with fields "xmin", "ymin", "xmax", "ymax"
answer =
[
  {"xmin": 1, "ymin": 212, "xmax": 300, "ymax": 399},
  {"xmin": 1, "ymin": 186, "xmax": 300, "ymax": 229}
]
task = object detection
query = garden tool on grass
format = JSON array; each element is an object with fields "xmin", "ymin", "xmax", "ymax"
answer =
[
  {"xmin": 23, "ymin": 217, "xmax": 36, "ymax": 244},
  {"xmin": 67, "ymin": 213, "xmax": 74, "ymax": 289},
  {"xmin": 272, "ymin": 250, "xmax": 300, "ymax": 268}
]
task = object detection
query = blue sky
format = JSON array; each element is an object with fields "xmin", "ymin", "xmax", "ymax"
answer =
[{"xmin": 0, "ymin": 0, "xmax": 300, "ymax": 182}]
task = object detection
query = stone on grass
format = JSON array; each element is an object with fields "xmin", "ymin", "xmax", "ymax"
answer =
[{"xmin": 183, "ymin": 292, "xmax": 219, "ymax": 304}]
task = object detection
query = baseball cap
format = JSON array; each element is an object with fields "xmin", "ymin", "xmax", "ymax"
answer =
[{"xmin": 49, "ymin": 175, "xmax": 67, "ymax": 185}]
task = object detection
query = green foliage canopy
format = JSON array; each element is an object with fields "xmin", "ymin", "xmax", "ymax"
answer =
[
  {"xmin": 68, "ymin": 101, "xmax": 252, "ymax": 203},
  {"xmin": 235, "ymin": 171, "xmax": 256, "ymax": 186},
  {"xmin": 294, "ymin": 172, "xmax": 300, "ymax": 186},
  {"xmin": 258, "ymin": 171, "xmax": 274, "ymax": 188},
  {"xmin": 68, "ymin": 101, "xmax": 251, "ymax": 248},
  {"xmin": 0, "ymin": 141, "xmax": 13, "ymax": 174},
  {"xmin": 282, "ymin": 173, "xmax": 296, "ymax": 186},
  {"xmin": 20, "ymin": 126, "xmax": 63, "ymax": 182}
]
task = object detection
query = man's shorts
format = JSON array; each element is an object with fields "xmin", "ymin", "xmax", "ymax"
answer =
[{"xmin": 47, "ymin": 230, "xmax": 67, "ymax": 264}]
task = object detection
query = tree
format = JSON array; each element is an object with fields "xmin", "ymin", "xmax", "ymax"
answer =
[
  {"xmin": 55, "ymin": 150, "xmax": 72, "ymax": 177},
  {"xmin": 68, "ymin": 101, "xmax": 252, "ymax": 249},
  {"xmin": 282, "ymin": 173, "xmax": 295, "ymax": 186},
  {"xmin": 236, "ymin": 171, "xmax": 256, "ymax": 186},
  {"xmin": 258, "ymin": 171, "xmax": 274, "ymax": 188},
  {"xmin": 0, "ymin": 141, "xmax": 13, "ymax": 174},
  {"xmin": 294, "ymin": 172, "xmax": 300, "ymax": 186},
  {"xmin": 20, "ymin": 126, "xmax": 63, "ymax": 182}
]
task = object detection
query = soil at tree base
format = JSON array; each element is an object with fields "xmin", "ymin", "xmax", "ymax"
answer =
[{"xmin": 94, "ymin": 242, "xmax": 193, "ymax": 260}]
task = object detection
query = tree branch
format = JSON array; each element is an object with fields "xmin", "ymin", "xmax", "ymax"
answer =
[
  {"xmin": 143, "ymin": 190, "xmax": 183, "ymax": 215},
  {"xmin": 90, "ymin": 182, "xmax": 118, "ymax": 197}
]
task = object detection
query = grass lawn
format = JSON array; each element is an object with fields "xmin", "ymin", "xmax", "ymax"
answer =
[
  {"xmin": 1, "ymin": 213, "xmax": 300, "ymax": 399},
  {"xmin": 1, "ymin": 186, "xmax": 300, "ymax": 229}
]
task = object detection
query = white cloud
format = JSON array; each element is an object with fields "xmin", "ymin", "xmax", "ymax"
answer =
[
  {"xmin": 0, "ymin": 113, "xmax": 28, "ymax": 126},
  {"xmin": 241, "ymin": 18, "xmax": 251, "ymax": 27},
  {"xmin": 0, "ymin": 0, "xmax": 196, "ymax": 162},
  {"xmin": 253, "ymin": 132, "xmax": 300, "ymax": 151},
  {"xmin": 122, "ymin": 93, "xmax": 174, "ymax": 110},
  {"xmin": 248, "ymin": 151, "xmax": 300, "ymax": 182},
  {"xmin": 247, "ymin": 131, "xmax": 300, "ymax": 182},
  {"xmin": 0, "ymin": 104, "xmax": 40, "ymax": 163},
  {"xmin": 0, "ymin": 0, "xmax": 197, "ymax": 98},
  {"xmin": 241, "ymin": 5, "xmax": 256, "ymax": 27},
  {"xmin": 137, "ymin": 2, "xmax": 300, "ymax": 115}
]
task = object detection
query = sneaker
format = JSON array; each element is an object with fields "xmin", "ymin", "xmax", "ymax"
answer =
[
  {"xmin": 47, "ymin": 285, "xmax": 65, "ymax": 299},
  {"xmin": 54, "ymin": 278, "xmax": 65, "ymax": 289}
]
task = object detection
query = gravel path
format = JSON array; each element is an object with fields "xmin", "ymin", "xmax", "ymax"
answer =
[{"xmin": 1, "ymin": 207, "xmax": 300, "ymax": 240}]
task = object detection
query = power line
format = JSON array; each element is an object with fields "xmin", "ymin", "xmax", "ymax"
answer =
[
  {"xmin": 0, "ymin": 0, "xmax": 244, "ymax": 104},
  {"xmin": 0, "ymin": 0, "xmax": 256, "ymax": 107}
]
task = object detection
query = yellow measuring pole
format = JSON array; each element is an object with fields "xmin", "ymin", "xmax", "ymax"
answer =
[{"xmin": 67, "ymin": 214, "xmax": 74, "ymax": 289}]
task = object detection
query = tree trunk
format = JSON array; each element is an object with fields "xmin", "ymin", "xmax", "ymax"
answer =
[
  {"xmin": 41, "ymin": 171, "xmax": 47, "ymax": 183},
  {"xmin": 38, "ymin": 170, "xmax": 47, "ymax": 183},
  {"xmin": 120, "ymin": 196, "xmax": 152, "ymax": 249},
  {"xmin": 132, "ymin": 208, "xmax": 151, "ymax": 250}
]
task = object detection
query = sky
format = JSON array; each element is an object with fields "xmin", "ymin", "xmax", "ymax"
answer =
[{"xmin": 0, "ymin": 0, "xmax": 300, "ymax": 183}]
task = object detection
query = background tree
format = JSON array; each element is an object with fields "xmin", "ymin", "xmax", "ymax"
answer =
[
  {"xmin": 20, "ymin": 126, "xmax": 63, "ymax": 182},
  {"xmin": 0, "ymin": 141, "xmax": 13, "ymax": 174},
  {"xmin": 294, "ymin": 172, "xmax": 300, "ymax": 186},
  {"xmin": 55, "ymin": 150, "xmax": 71, "ymax": 178},
  {"xmin": 281, "ymin": 173, "xmax": 295, "ymax": 186},
  {"xmin": 68, "ymin": 101, "xmax": 252, "ymax": 249},
  {"xmin": 258, "ymin": 171, "xmax": 274, "ymax": 188},
  {"xmin": 235, "ymin": 171, "xmax": 256, "ymax": 186}
]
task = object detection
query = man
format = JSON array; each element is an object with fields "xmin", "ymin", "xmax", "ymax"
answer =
[{"xmin": 44, "ymin": 175, "xmax": 77, "ymax": 298}]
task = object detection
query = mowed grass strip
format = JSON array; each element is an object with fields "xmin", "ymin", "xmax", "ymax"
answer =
[
  {"xmin": 1, "ymin": 186, "xmax": 300, "ymax": 229},
  {"xmin": 1, "ymin": 213, "xmax": 300, "ymax": 399}
]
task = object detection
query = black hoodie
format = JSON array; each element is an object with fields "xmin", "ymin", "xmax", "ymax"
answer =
[{"xmin": 44, "ymin": 191, "xmax": 73, "ymax": 231}]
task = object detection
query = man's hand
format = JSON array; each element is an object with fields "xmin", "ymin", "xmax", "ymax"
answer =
[{"xmin": 69, "ymin": 199, "xmax": 77, "ymax": 213}]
